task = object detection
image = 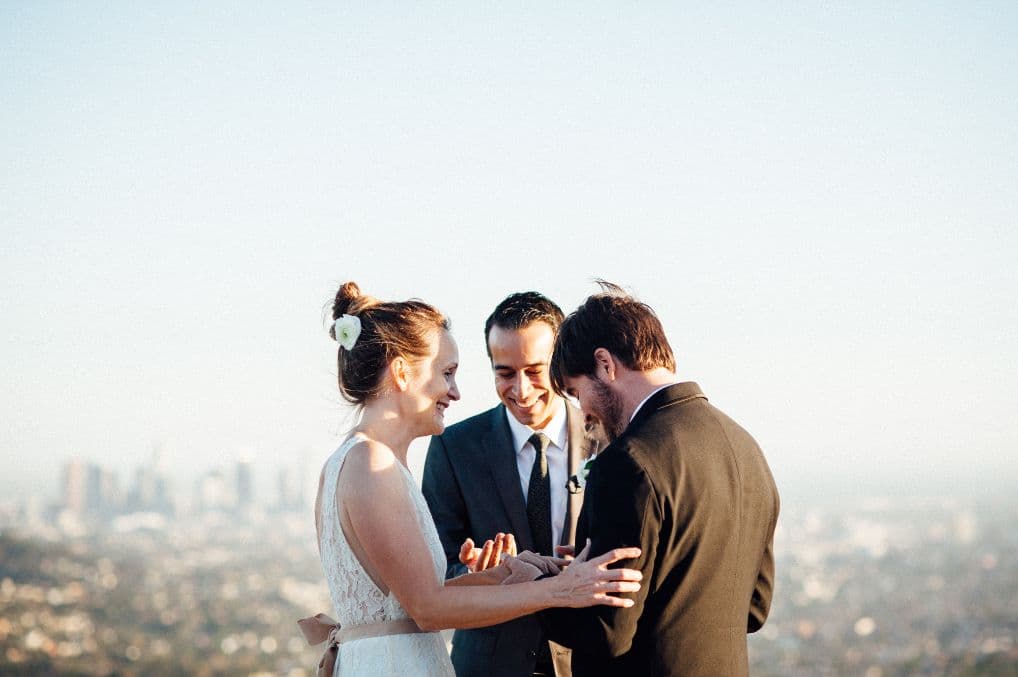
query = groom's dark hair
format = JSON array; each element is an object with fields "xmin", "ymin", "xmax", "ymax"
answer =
[
  {"xmin": 484, "ymin": 291, "xmax": 565, "ymax": 359},
  {"xmin": 550, "ymin": 281, "xmax": 675, "ymax": 393}
]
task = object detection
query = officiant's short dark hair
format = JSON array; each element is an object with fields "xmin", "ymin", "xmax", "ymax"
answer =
[
  {"xmin": 329, "ymin": 281, "xmax": 450, "ymax": 405},
  {"xmin": 550, "ymin": 281, "xmax": 675, "ymax": 392},
  {"xmin": 484, "ymin": 291, "xmax": 564, "ymax": 359}
]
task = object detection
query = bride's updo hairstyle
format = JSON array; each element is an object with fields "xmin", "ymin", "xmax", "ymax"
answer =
[{"xmin": 330, "ymin": 281, "xmax": 450, "ymax": 405}]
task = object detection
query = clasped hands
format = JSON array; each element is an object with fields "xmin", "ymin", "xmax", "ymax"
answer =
[
  {"xmin": 459, "ymin": 533, "xmax": 564, "ymax": 580},
  {"xmin": 460, "ymin": 535, "xmax": 630, "ymax": 586}
]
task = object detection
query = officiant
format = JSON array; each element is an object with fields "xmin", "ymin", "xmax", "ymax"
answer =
[{"xmin": 423, "ymin": 292, "xmax": 600, "ymax": 677}]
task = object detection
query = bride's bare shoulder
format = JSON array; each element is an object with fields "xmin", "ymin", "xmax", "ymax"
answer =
[
  {"xmin": 342, "ymin": 437, "xmax": 401, "ymax": 478},
  {"xmin": 339, "ymin": 438, "xmax": 412, "ymax": 514}
]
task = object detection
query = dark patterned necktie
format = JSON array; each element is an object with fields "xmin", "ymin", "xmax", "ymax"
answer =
[{"xmin": 526, "ymin": 432, "xmax": 553, "ymax": 555}]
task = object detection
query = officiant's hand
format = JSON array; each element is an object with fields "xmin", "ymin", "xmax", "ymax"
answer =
[
  {"xmin": 459, "ymin": 533, "xmax": 517, "ymax": 572},
  {"xmin": 550, "ymin": 539, "xmax": 642, "ymax": 608}
]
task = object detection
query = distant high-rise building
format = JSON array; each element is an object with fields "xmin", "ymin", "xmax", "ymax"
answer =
[
  {"xmin": 61, "ymin": 459, "xmax": 121, "ymax": 519},
  {"xmin": 130, "ymin": 467, "xmax": 156, "ymax": 510},
  {"xmin": 198, "ymin": 469, "xmax": 232, "ymax": 512},
  {"xmin": 97, "ymin": 468, "xmax": 122, "ymax": 515},
  {"xmin": 62, "ymin": 459, "xmax": 89, "ymax": 515},
  {"xmin": 276, "ymin": 466, "xmax": 302, "ymax": 512},
  {"xmin": 86, "ymin": 465, "xmax": 103, "ymax": 513},
  {"xmin": 127, "ymin": 446, "xmax": 173, "ymax": 515},
  {"xmin": 236, "ymin": 460, "xmax": 253, "ymax": 509}
]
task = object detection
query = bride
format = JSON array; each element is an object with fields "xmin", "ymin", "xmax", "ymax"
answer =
[{"xmin": 303, "ymin": 282, "xmax": 642, "ymax": 676}]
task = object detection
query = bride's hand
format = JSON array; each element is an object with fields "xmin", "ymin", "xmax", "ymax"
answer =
[
  {"xmin": 498, "ymin": 556, "xmax": 544, "ymax": 585},
  {"xmin": 515, "ymin": 550, "xmax": 563, "ymax": 576},
  {"xmin": 549, "ymin": 539, "xmax": 642, "ymax": 608}
]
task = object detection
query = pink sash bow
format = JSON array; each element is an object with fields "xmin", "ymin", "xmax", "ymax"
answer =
[
  {"xmin": 297, "ymin": 613, "xmax": 425, "ymax": 676},
  {"xmin": 297, "ymin": 613, "xmax": 341, "ymax": 677}
]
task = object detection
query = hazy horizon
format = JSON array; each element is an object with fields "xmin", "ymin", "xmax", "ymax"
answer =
[{"xmin": 3, "ymin": 3, "xmax": 1016, "ymax": 506}]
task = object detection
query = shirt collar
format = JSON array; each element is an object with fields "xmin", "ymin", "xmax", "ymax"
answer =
[
  {"xmin": 629, "ymin": 382, "xmax": 681, "ymax": 422},
  {"xmin": 505, "ymin": 398, "xmax": 568, "ymax": 453}
]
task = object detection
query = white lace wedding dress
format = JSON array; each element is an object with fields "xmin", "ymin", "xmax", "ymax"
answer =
[{"xmin": 317, "ymin": 434, "xmax": 456, "ymax": 676}]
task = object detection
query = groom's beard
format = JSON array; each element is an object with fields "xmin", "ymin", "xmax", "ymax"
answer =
[{"xmin": 591, "ymin": 378, "xmax": 627, "ymax": 443}]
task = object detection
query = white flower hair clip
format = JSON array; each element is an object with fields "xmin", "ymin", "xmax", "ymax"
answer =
[{"xmin": 333, "ymin": 314, "xmax": 362, "ymax": 351}]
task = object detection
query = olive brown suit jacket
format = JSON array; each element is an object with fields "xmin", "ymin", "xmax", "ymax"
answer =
[
  {"xmin": 539, "ymin": 382, "xmax": 779, "ymax": 676},
  {"xmin": 423, "ymin": 403, "xmax": 598, "ymax": 677}
]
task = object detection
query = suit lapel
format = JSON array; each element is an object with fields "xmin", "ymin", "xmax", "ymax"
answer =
[
  {"xmin": 563, "ymin": 403, "xmax": 594, "ymax": 547},
  {"xmin": 484, "ymin": 406, "xmax": 534, "ymax": 550}
]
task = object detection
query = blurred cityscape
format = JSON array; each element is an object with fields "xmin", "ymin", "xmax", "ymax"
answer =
[
  {"xmin": 747, "ymin": 493, "xmax": 1016, "ymax": 677},
  {"xmin": 0, "ymin": 453, "xmax": 1015, "ymax": 676}
]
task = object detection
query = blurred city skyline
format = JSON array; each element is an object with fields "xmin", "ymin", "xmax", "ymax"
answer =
[
  {"xmin": 3, "ymin": 3, "xmax": 1017, "ymax": 506},
  {"xmin": 2, "ymin": 478, "xmax": 1013, "ymax": 675}
]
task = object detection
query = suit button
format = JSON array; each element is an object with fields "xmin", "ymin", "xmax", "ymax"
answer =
[{"xmin": 528, "ymin": 649, "xmax": 537, "ymax": 658}]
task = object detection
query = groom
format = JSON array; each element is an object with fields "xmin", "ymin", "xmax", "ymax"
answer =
[{"xmin": 539, "ymin": 282, "xmax": 779, "ymax": 676}]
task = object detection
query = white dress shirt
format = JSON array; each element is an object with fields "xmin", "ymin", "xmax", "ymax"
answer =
[
  {"xmin": 629, "ymin": 382, "xmax": 680, "ymax": 422},
  {"xmin": 505, "ymin": 399, "xmax": 569, "ymax": 549}
]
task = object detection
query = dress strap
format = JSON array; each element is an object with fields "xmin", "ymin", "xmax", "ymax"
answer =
[{"xmin": 298, "ymin": 613, "xmax": 424, "ymax": 676}]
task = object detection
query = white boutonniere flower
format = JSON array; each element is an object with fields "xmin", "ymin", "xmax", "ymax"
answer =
[
  {"xmin": 567, "ymin": 456, "xmax": 597, "ymax": 494},
  {"xmin": 333, "ymin": 314, "xmax": 362, "ymax": 351}
]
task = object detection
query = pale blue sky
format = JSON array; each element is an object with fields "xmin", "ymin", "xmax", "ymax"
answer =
[{"xmin": 3, "ymin": 3, "xmax": 1016, "ymax": 501}]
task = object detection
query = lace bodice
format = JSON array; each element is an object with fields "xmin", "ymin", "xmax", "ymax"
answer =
[{"xmin": 317, "ymin": 434, "xmax": 447, "ymax": 626}]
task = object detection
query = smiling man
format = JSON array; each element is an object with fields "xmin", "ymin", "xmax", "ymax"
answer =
[{"xmin": 423, "ymin": 292, "xmax": 599, "ymax": 677}]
